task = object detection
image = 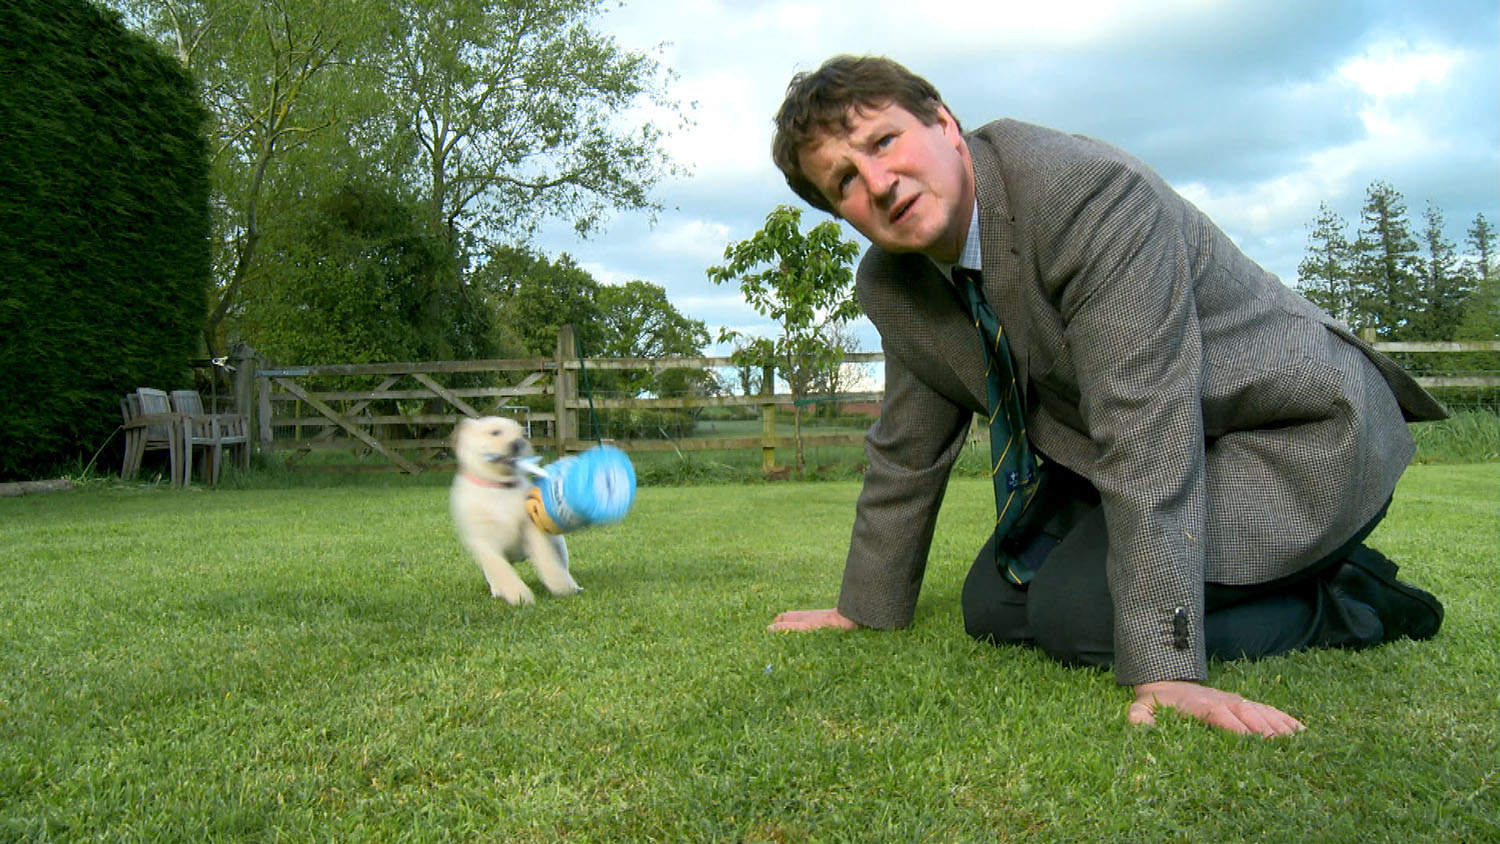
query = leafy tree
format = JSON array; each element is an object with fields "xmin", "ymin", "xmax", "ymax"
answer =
[
  {"xmin": 108, "ymin": 0, "xmax": 385, "ymax": 355},
  {"xmin": 1463, "ymin": 213, "xmax": 1496, "ymax": 289},
  {"xmin": 595, "ymin": 280, "xmax": 712, "ymax": 399},
  {"xmin": 238, "ymin": 179, "xmax": 491, "ymax": 366},
  {"xmin": 804, "ymin": 322, "xmax": 870, "ymax": 419},
  {"xmin": 1351, "ymin": 180, "xmax": 1423, "ymax": 340},
  {"xmin": 1455, "ymin": 272, "xmax": 1500, "ymax": 343},
  {"xmin": 0, "ymin": 0, "xmax": 209, "ymax": 480},
  {"xmin": 474, "ymin": 244, "xmax": 604, "ymax": 356},
  {"xmin": 707, "ymin": 205, "xmax": 862, "ymax": 473},
  {"xmin": 720, "ymin": 335, "xmax": 773, "ymax": 397},
  {"xmin": 377, "ymin": 0, "xmax": 686, "ymax": 247},
  {"xmin": 478, "ymin": 249, "xmax": 709, "ymax": 375},
  {"xmin": 1296, "ymin": 193, "xmax": 1496, "ymax": 397},
  {"xmin": 110, "ymin": 0, "xmax": 687, "ymax": 363},
  {"xmin": 1454, "ymin": 213, "xmax": 1500, "ymax": 390},
  {"xmin": 1297, "ymin": 202, "xmax": 1357, "ymax": 325},
  {"xmin": 473, "ymin": 250, "xmax": 710, "ymax": 438},
  {"xmin": 1410, "ymin": 201, "xmax": 1471, "ymax": 341}
]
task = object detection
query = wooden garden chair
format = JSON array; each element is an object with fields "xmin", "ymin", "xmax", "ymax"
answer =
[
  {"xmin": 169, "ymin": 389, "xmax": 250, "ymax": 485},
  {"xmin": 120, "ymin": 388, "xmax": 187, "ymax": 485}
]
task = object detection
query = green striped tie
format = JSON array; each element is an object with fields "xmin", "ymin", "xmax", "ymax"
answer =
[{"xmin": 956, "ymin": 267, "xmax": 1041, "ymax": 585}]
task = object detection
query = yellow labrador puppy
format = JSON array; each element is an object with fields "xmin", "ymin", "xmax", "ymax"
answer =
[{"xmin": 450, "ymin": 416, "xmax": 578, "ymax": 605}]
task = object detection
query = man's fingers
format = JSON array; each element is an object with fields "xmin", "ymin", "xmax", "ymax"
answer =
[
  {"xmin": 767, "ymin": 608, "xmax": 849, "ymax": 632},
  {"xmin": 1128, "ymin": 683, "xmax": 1306, "ymax": 737},
  {"xmin": 1254, "ymin": 705, "xmax": 1306, "ymax": 736},
  {"xmin": 1126, "ymin": 700, "xmax": 1157, "ymax": 726},
  {"xmin": 1224, "ymin": 700, "xmax": 1306, "ymax": 737},
  {"xmin": 767, "ymin": 609, "xmax": 813, "ymax": 631},
  {"xmin": 1208, "ymin": 703, "xmax": 1262, "ymax": 736},
  {"xmin": 1136, "ymin": 700, "xmax": 1262, "ymax": 736}
]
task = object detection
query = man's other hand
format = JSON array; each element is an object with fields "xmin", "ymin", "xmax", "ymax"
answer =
[
  {"xmin": 767, "ymin": 608, "xmax": 861, "ymax": 632},
  {"xmin": 1129, "ymin": 680, "xmax": 1306, "ymax": 738}
]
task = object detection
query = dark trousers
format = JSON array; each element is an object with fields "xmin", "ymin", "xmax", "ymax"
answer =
[{"xmin": 961, "ymin": 464, "xmax": 1389, "ymax": 667}]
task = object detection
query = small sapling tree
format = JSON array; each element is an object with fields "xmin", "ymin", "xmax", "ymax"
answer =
[{"xmin": 707, "ymin": 205, "xmax": 861, "ymax": 474}]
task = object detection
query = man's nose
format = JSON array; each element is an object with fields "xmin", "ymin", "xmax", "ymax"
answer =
[{"xmin": 857, "ymin": 157, "xmax": 897, "ymax": 203}]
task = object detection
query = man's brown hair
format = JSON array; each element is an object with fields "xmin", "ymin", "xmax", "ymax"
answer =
[{"xmin": 771, "ymin": 55, "xmax": 957, "ymax": 213}]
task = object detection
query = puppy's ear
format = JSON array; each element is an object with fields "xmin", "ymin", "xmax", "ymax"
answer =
[{"xmin": 453, "ymin": 416, "xmax": 476, "ymax": 449}]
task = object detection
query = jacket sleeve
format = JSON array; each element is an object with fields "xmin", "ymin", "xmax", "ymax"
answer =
[
  {"xmin": 1032, "ymin": 155, "xmax": 1211, "ymax": 685},
  {"xmin": 837, "ymin": 343, "xmax": 972, "ymax": 629}
]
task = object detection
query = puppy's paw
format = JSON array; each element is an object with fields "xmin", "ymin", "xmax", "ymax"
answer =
[
  {"xmin": 492, "ymin": 582, "xmax": 536, "ymax": 605},
  {"xmin": 544, "ymin": 579, "xmax": 582, "ymax": 598}
]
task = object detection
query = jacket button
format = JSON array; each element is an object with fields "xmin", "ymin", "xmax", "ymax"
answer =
[{"xmin": 1172, "ymin": 606, "xmax": 1190, "ymax": 649}]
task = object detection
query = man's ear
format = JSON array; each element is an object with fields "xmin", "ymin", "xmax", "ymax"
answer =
[{"xmin": 936, "ymin": 104, "xmax": 963, "ymax": 140}]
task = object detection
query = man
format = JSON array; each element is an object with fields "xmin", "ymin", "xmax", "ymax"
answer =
[{"xmin": 767, "ymin": 55, "xmax": 1446, "ymax": 737}]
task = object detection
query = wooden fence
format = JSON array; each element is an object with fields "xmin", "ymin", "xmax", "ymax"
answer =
[
  {"xmin": 245, "ymin": 326, "xmax": 883, "ymax": 473},
  {"xmin": 238, "ymin": 329, "xmax": 1500, "ymax": 475}
]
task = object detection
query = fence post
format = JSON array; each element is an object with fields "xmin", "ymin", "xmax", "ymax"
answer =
[
  {"xmin": 760, "ymin": 363, "xmax": 776, "ymax": 471},
  {"xmin": 256, "ymin": 364, "xmax": 273, "ymax": 454},
  {"xmin": 554, "ymin": 324, "xmax": 578, "ymax": 454},
  {"xmin": 230, "ymin": 343, "xmax": 257, "ymax": 453}
]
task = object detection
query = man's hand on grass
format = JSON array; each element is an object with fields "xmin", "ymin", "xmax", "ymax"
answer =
[
  {"xmin": 766, "ymin": 616, "xmax": 1302, "ymax": 738},
  {"xmin": 1129, "ymin": 680, "xmax": 1305, "ymax": 738},
  {"xmin": 767, "ymin": 607, "xmax": 861, "ymax": 632}
]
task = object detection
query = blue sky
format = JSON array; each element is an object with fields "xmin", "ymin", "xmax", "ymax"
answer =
[{"xmin": 535, "ymin": 0, "xmax": 1500, "ymax": 356}]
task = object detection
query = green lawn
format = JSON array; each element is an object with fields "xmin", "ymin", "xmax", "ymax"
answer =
[{"xmin": 1, "ymin": 464, "xmax": 1495, "ymax": 842}]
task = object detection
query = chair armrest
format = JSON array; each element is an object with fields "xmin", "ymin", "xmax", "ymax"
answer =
[{"xmin": 124, "ymin": 412, "xmax": 186, "ymax": 430}]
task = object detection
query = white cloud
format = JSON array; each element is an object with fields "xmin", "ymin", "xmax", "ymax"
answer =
[
  {"xmin": 1338, "ymin": 43, "xmax": 1461, "ymax": 143},
  {"xmin": 572, "ymin": 260, "xmax": 630, "ymax": 287},
  {"xmin": 676, "ymin": 292, "xmax": 759, "ymax": 315},
  {"xmin": 1339, "ymin": 44, "xmax": 1456, "ymax": 98},
  {"xmin": 646, "ymin": 219, "xmax": 734, "ymax": 264},
  {"xmin": 1176, "ymin": 137, "xmax": 1363, "ymax": 240}
]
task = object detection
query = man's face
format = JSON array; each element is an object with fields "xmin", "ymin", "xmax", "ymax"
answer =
[{"xmin": 798, "ymin": 101, "xmax": 974, "ymax": 263}]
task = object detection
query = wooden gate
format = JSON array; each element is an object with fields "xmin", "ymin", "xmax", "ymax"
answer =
[
  {"xmin": 250, "ymin": 325, "xmax": 884, "ymax": 474},
  {"xmin": 256, "ymin": 357, "xmax": 556, "ymax": 473}
]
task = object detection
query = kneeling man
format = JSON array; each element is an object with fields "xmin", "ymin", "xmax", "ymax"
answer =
[{"xmin": 767, "ymin": 55, "xmax": 1445, "ymax": 738}]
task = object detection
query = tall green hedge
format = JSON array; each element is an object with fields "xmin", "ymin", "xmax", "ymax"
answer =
[{"xmin": 0, "ymin": 0, "xmax": 210, "ymax": 480}]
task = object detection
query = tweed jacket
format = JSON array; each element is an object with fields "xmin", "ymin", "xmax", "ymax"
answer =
[{"xmin": 837, "ymin": 118, "xmax": 1446, "ymax": 685}]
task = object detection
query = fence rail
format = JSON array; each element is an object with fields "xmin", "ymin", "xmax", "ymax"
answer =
[{"xmin": 239, "ymin": 330, "xmax": 1499, "ymax": 475}]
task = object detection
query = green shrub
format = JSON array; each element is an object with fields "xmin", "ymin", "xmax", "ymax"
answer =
[
  {"xmin": 1412, "ymin": 410, "xmax": 1500, "ymax": 463},
  {"xmin": 0, "ymin": 0, "xmax": 210, "ymax": 480}
]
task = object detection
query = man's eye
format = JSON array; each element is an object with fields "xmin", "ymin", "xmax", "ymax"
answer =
[
  {"xmin": 875, "ymin": 132, "xmax": 896, "ymax": 149},
  {"xmin": 837, "ymin": 172, "xmax": 856, "ymax": 194}
]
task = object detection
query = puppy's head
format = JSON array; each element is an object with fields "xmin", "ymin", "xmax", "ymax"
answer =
[{"xmin": 453, "ymin": 416, "xmax": 532, "ymax": 483}]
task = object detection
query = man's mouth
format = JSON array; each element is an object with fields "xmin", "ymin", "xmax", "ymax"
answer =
[{"xmin": 889, "ymin": 194, "xmax": 918, "ymax": 225}]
